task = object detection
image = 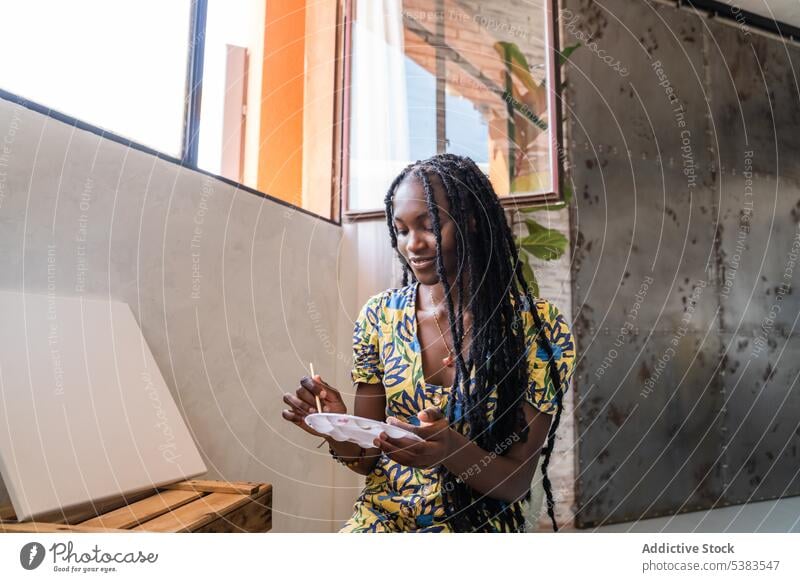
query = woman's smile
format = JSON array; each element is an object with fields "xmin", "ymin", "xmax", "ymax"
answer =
[{"xmin": 409, "ymin": 256, "xmax": 436, "ymax": 269}]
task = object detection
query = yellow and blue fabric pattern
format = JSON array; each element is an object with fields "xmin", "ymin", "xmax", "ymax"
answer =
[{"xmin": 339, "ymin": 280, "xmax": 576, "ymax": 532}]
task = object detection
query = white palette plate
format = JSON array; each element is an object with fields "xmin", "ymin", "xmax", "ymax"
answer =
[{"xmin": 305, "ymin": 413, "xmax": 423, "ymax": 449}]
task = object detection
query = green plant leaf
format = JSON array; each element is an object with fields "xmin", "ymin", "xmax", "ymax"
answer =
[
  {"xmin": 542, "ymin": 42, "xmax": 582, "ymax": 90},
  {"xmin": 495, "ymin": 41, "xmax": 548, "ymax": 131},
  {"xmin": 539, "ymin": 182, "xmax": 574, "ymax": 210},
  {"xmin": 520, "ymin": 257, "xmax": 539, "ymax": 297},
  {"xmin": 560, "ymin": 42, "xmax": 582, "ymax": 65},
  {"xmin": 496, "ymin": 39, "xmax": 580, "ymax": 195},
  {"xmin": 520, "ymin": 221, "xmax": 568, "ymax": 260},
  {"xmin": 494, "ymin": 41, "xmax": 537, "ymax": 92},
  {"xmin": 563, "ymin": 181, "xmax": 574, "ymax": 205}
]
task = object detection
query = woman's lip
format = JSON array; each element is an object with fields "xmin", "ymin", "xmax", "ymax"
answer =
[{"xmin": 410, "ymin": 257, "xmax": 435, "ymax": 268}]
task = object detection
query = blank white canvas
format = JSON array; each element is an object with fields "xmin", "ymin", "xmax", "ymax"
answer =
[{"xmin": 0, "ymin": 291, "xmax": 207, "ymax": 522}]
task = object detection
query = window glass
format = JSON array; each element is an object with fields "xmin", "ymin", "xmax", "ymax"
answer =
[
  {"xmin": 348, "ymin": 0, "xmax": 554, "ymax": 211},
  {"xmin": 0, "ymin": 0, "xmax": 192, "ymax": 157}
]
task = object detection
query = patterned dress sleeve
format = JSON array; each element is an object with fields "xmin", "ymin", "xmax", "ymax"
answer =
[
  {"xmin": 351, "ymin": 293, "xmax": 385, "ymax": 384},
  {"xmin": 522, "ymin": 298, "xmax": 576, "ymax": 415}
]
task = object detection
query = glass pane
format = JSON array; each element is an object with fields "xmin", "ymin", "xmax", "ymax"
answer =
[
  {"xmin": 197, "ymin": 0, "xmax": 337, "ymax": 220},
  {"xmin": 442, "ymin": 0, "xmax": 551, "ymax": 196},
  {"xmin": 197, "ymin": 0, "xmax": 264, "ymax": 181},
  {"xmin": 0, "ymin": 0, "xmax": 192, "ymax": 157},
  {"xmin": 406, "ymin": 56, "xmax": 438, "ymax": 164},
  {"xmin": 348, "ymin": 0, "xmax": 424, "ymax": 211},
  {"xmin": 444, "ymin": 60, "xmax": 490, "ymax": 171},
  {"xmin": 348, "ymin": 0, "xmax": 554, "ymax": 210}
]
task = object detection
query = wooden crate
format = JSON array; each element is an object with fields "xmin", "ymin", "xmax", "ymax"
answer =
[{"xmin": 0, "ymin": 480, "xmax": 272, "ymax": 533}]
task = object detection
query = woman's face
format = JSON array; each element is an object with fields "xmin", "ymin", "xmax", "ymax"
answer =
[{"xmin": 392, "ymin": 174, "xmax": 461, "ymax": 286}]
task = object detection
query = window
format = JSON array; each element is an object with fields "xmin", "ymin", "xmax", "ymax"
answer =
[
  {"xmin": 196, "ymin": 0, "xmax": 265, "ymax": 182},
  {"xmin": 196, "ymin": 0, "xmax": 342, "ymax": 221},
  {"xmin": 0, "ymin": 0, "xmax": 193, "ymax": 157},
  {"xmin": 0, "ymin": 1, "xmax": 560, "ymax": 222},
  {"xmin": 0, "ymin": 0, "xmax": 344, "ymax": 222},
  {"xmin": 345, "ymin": 0, "xmax": 562, "ymax": 214}
]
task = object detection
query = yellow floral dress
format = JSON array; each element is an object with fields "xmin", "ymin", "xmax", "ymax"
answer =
[{"xmin": 339, "ymin": 280, "xmax": 576, "ymax": 532}]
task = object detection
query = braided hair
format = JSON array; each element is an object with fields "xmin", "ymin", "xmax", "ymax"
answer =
[{"xmin": 384, "ymin": 153, "xmax": 566, "ymax": 532}]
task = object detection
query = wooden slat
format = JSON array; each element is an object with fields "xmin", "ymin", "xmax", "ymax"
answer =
[
  {"xmin": 0, "ymin": 522, "xmax": 130, "ymax": 533},
  {"xmin": 133, "ymin": 491, "xmax": 252, "ymax": 532},
  {"xmin": 0, "ymin": 481, "xmax": 273, "ymax": 534},
  {"xmin": 79, "ymin": 489, "xmax": 205, "ymax": 529},
  {"xmin": 195, "ymin": 486, "xmax": 272, "ymax": 533},
  {"xmin": 0, "ymin": 504, "xmax": 16, "ymax": 522},
  {"xmin": 160, "ymin": 479, "xmax": 261, "ymax": 495},
  {"xmin": 60, "ymin": 489, "xmax": 157, "ymax": 526}
]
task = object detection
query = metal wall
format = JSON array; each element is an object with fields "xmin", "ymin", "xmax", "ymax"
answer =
[{"xmin": 564, "ymin": 0, "xmax": 800, "ymax": 527}]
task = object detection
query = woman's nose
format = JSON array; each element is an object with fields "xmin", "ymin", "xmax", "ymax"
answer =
[{"xmin": 407, "ymin": 230, "xmax": 427, "ymax": 252}]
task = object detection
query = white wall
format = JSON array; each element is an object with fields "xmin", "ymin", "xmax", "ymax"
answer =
[{"xmin": 0, "ymin": 97, "xmax": 361, "ymax": 532}]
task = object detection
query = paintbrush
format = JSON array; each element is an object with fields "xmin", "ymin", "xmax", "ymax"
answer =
[
  {"xmin": 310, "ymin": 362, "xmax": 327, "ymax": 449},
  {"xmin": 310, "ymin": 362, "xmax": 322, "ymax": 413}
]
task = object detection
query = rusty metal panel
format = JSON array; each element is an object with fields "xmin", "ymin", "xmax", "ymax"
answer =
[
  {"xmin": 709, "ymin": 20, "xmax": 800, "ymax": 506},
  {"xmin": 712, "ymin": 24, "xmax": 800, "ymax": 331},
  {"xmin": 570, "ymin": 160, "xmax": 718, "ymax": 334},
  {"xmin": 566, "ymin": 0, "xmax": 722, "ymax": 527},
  {"xmin": 575, "ymin": 331, "xmax": 726, "ymax": 527},
  {"xmin": 566, "ymin": 2, "xmax": 713, "ymax": 334},
  {"xmin": 721, "ymin": 333, "xmax": 800, "ymax": 505},
  {"xmin": 566, "ymin": 0, "xmax": 800, "ymax": 527},
  {"xmin": 711, "ymin": 21, "xmax": 800, "ymax": 186}
]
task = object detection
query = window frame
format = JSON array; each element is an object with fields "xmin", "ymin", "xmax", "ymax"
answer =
[
  {"xmin": 0, "ymin": 0, "xmax": 344, "ymax": 227},
  {"xmin": 340, "ymin": 0, "xmax": 565, "ymax": 222},
  {"xmin": 182, "ymin": 0, "xmax": 207, "ymax": 168}
]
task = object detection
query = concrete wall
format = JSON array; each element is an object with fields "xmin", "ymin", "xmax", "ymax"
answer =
[{"xmin": 0, "ymin": 96, "xmax": 361, "ymax": 532}]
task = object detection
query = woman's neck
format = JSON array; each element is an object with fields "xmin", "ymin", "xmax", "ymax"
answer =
[{"xmin": 419, "ymin": 277, "xmax": 471, "ymax": 311}]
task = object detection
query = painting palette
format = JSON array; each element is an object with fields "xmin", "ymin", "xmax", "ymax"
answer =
[{"xmin": 304, "ymin": 413, "xmax": 423, "ymax": 449}]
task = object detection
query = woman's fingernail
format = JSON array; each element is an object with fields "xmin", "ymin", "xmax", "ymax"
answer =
[{"xmin": 320, "ymin": 390, "xmax": 326, "ymax": 398}]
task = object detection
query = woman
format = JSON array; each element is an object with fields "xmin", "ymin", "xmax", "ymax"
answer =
[{"xmin": 282, "ymin": 153, "xmax": 575, "ymax": 532}]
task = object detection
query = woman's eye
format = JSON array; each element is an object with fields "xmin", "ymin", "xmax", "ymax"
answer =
[{"xmin": 396, "ymin": 230, "xmax": 408, "ymax": 236}]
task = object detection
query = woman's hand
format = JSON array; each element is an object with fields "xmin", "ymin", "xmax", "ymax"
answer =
[
  {"xmin": 374, "ymin": 407, "xmax": 454, "ymax": 469},
  {"xmin": 282, "ymin": 375, "xmax": 348, "ymax": 438}
]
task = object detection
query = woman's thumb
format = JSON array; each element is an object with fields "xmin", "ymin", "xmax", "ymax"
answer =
[{"xmin": 418, "ymin": 407, "xmax": 444, "ymax": 422}]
